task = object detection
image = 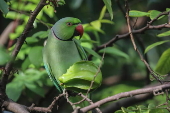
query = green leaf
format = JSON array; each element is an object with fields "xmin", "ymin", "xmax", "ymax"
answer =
[
  {"xmin": 9, "ymin": 25, "xmax": 25, "ymax": 40},
  {"xmin": 83, "ymin": 47, "xmax": 101, "ymax": 59},
  {"xmin": 57, "ymin": 0, "xmax": 65, "ymax": 6},
  {"xmin": 0, "ymin": 47, "xmax": 11, "ymax": 65},
  {"xmin": 166, "ymin": 8, "xmax": 170, "ymax": 12},
  {"xmin": 59, "ymin": 61, "xmax": 102, "ymax": 93},
  {"xmin": 26, "ymin": 37, "xmax": 39, "ymax": 43},
  {"xmin": 0, "ymin": 0, "xmax": 9, "ymax": 15},
  {"xmin": 103, "ymin": 0, "xmax": 113, "ymax": 20},
  {"xmin": 127, "ymin": 106, "xmax": 137, "ymax": 111},
  {"xmin": 90, "ymin": 20, "xmax": 101, "ymax": 30},
  {"xmin": 6, "ymin": 81, "xmax": 24, "ymax": 101},
  {"xmin": 99, "ymin": 47, "xmax": 129, "ymax": 59},
  {"xmin": 81, "ymin": 33, "xmax": 93, "ymax": 49},
  {"xmin": 155, "ymin": 48, "xmax": 170, "ymax": 75},
  {"xmin": 99, "ymin": 6, "xmax": 106, "ymax": 20},
  {"xmin": 129, "ymin": 10, "xmax": 150, "ymax": 17},
  {"xmin": 121, "ymin": 107, "xmax": 129, "ymax": 113},
  {"xmin": 21, "ymin": 57, "xmax": 31, "ymax": 71},
  {"xmin": 32, "ymin": 31, "xmax": 48, "ymax": 39},
  {"xmin": 157, "ymin": 30, "xmax": 170, "ymax": 37},
  {"xmin": 144, "ymin": 40, "xmax": 170, "ymax": 53},
  {"xmin": 99, "ymin": 19, "xmax": 114, "ymax": 24},
  {"xmin": 84, "ymin": 26, "xmax": 105, "ymax": 34},
  {"xmin": 149, "ymin": 10, "xmax": 164, "ymax": 20},
  {"xmin": 115, "ymin": 110, "xmax": 124, "ymax": 113},
  {"xmin": 150, "ymin": 108, "xmax": 168, "ymax": 113},
  {"xmin": 148, "ymin": 103, "xmax": 156, "ymax": 109},
  {"xmin": 25, "ymin": 83, "xmax": 45, "ymax": 97},
  {"xmin": 6, "ymin": 12, "xmax": 16, "ymax": 20},
  {"xmin": 43, "ymin": 6, "xmax": 54, "ymax": 18},
  {"xmin": 28, "ymin": 46, "xmax": 43, "ymax": 68}
]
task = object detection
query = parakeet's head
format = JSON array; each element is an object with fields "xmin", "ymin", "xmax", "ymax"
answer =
[{"xmin": 52, "ymin": 17, "xmax": 84, "ymax": 41}]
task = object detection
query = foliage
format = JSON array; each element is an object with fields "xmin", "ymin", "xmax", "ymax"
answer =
[
  {"xmin": 0, "ymin": 0, "xmax": 170, "ymax": 112},
  {"xmin": 6, "ymin": 69, "xmax": 51, "ymax": 101},
  {"xmin": 0, "ymin": 0, "xmax": 9, "ymax": 15},
  {"xmin": 103, "ymin": 0, "xmax": 113, "ymax": 20},
  {"xmin": 144, "ymin": 40, "xmax": 170, "ymax": 53},
  {"xmin": 155, "ymin": 48, "xmax": 170, "ymax": 75},
  {"xmin": 0, "ymin": 47, "xmax": 11, "ymax": 65},
  {"xmin": 115, "ymin": 104, "xmax": 168, "ymax": 113}
]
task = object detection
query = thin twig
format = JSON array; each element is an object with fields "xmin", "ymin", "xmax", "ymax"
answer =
[
  {"xmin": 66, "ymin": 45, "xmax": 106, "ymax": 109},
  {"xmin": 125, "ymin": 0, "xmax": 162, "ymax": 83},
  {"xmin": 78, "ymin": 93, "xmax": 102, "ymax": 113},
  {"xmin": 86, "ymin": 45, "xmax": 106, "ymax": 96},
  {"xmin": 125, "ymin": 0, "xmax": 137, "ymax": 50},
  {"xmin": 28, "ymin": 94, "xmax": 64, "ymax": 112}
]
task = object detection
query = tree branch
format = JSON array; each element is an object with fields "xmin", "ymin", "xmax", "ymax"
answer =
[
  {"xmin": 92, "ymin": 10, "xmax": 170, "ymax": 54},
  {"xmin": 94, "ymin": 23, "xmax": 170, "ymax": 53},
  {"xmin": 80, "ymin": 83, "xmax": 170, "ymax": 113},
  {"xmin": 102, "ymin": 93, "xmax": 153, "ymax": 113},
  {"xmin": 0, "ymin": 0, "xmax": 47, "ymax": 91}
]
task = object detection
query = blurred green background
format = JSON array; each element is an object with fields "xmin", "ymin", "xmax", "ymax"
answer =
[{"xmin": 0, "ymin": 0, "xmax": 170, "ymax": 112}]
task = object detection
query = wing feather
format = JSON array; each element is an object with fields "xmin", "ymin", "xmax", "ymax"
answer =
[
  {"xmin": 73, "ymin": 38, "xmax": 88, "ymax": 60},
  {"xmin": 44, "ymin": 62, "xmax": 63, "ymax": 92}
]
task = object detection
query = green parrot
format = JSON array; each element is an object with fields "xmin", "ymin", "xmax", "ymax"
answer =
[
  {"xmin": 43, "ymin": 17, "xmax": 87, "ymax": 93},
  {"xmin": 43, "ymin": 17, "xmax": 102, "ymax": 110}
]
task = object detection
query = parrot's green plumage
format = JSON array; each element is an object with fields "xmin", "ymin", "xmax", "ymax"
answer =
[
  {"xmin": 43, "ymin": 17, "xmax": 86, "ymax": 93},
  {"xmin": 43, "ymin": 17, "xmax": 102, "ymax": 109}
]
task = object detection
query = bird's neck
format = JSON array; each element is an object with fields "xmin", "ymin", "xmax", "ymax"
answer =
[{"xmin": 51, "ymin": 28, "xmax": 73, "ymax": 41}]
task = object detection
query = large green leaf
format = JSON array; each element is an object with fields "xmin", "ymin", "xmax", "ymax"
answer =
[
  {"xmin": 28, "ymin": 46, "xmax": 43, "ymax": 68},
  {"xmin": 0, "ymin": 0, "xmax": 9, "ymax": 15},
  {"xmin": 0, "ymin": 47, "xmax": 11, "ymax": 65},
  {"xmin": 144, "ymin": 40, "xmax": 170, "ymax": 53},
  {"xmin": 129, "ymin": 10, "xmax": 150, "ymax": 17},
  {"xmin": 99, "ymin": 47, "xmax": 129, "ymax": 59},
  {"xmin": 157, "ymin": 30, "xmax": 170, "ymax": 37},
  {"xmin": 155, "ymin": 48, "xmax": 170, "ymax": 75},
  {"xmin": 6, "ymin": 81, "xmax": 24, "ymax": 101},
  {"xmin": 103, "ymin": 0, "xmax": 113, "ymax": 20}
]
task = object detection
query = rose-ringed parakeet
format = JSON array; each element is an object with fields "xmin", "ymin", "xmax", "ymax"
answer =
[
  {"xmin": 43, "ymin": 17, "xmax": 88, "ymax": 93},
  {"xmin": 43, "ymin": 17, "xmax": 102, "ymax": 105}
]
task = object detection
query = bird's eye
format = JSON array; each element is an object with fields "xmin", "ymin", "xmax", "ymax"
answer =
[{"xmin": 67, "ymin": 22, "xmax": 72, "ymax": 26}]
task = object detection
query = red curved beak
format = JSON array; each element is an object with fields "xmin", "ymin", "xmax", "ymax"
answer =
[{"xmin": 75, "ymin": 24, "xmax": 84, "ymax": 38}]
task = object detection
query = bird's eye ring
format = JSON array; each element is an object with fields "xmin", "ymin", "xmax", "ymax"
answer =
[{"xmin": 67, "ymin": 22, "xmax": 72, "ymax": 26}]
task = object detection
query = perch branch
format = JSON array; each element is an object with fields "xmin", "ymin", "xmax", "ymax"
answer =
[
  {"xmin": 80, "ymin": 83, "xmax": 170, "ymax": 112},
  {"xmin": 2, "ymin": 94, "xmax": 64, "ymax": 113}
]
